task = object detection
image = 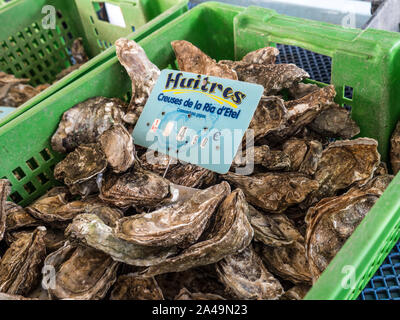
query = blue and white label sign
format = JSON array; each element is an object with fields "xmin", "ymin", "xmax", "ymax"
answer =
[{"xmin": 132, "ymin": 69, "xmax": 264, "ymax": 174}]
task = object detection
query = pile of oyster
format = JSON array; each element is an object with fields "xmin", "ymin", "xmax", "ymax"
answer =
[
  {"xmin": 0, "ymin": 38, "xmax": 394, "ymax": 300},
  {"xmin": 0, "ymin": 38, "xmax": 88, "ymax": 109}
]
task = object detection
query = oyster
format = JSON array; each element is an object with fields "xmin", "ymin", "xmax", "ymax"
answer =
[
  {"xmin": 247, "ymin": 205, "xmax": 301, "ymax": 247},
  {"xmin": 110, "ymin": 275, "xmax": 164, "ymax": 300},
  {"xmin": 115, "ymin": 38, "xmax": 160, "ymax": 124},
  {"xmin": 309, "ymin": 104, "xmax": 360, "ymax": 139},
  {"xmin": 171, "ymin": 40, "xmax": 238, "ymax": 80},
  {"xmin": 99, "ymin": 167, "xmax": 171, "ymax": 209},
  {"xmin": 99, "ymin": 124, "xmax": 135, "ymax": 173},
  {"xmin": 66, "ymin": 214, "xmax": 178, "ymax": 266},
  {"xmin": 0, "ymin": 226, "xmax": 47, "ymax": 295},
  {"xmin": 0, "ymin": 180, "xmax": 11, "ymax": 241},
  {"xmin": 5, "ymin": 202, "xmax": 39, "ymax": 232},
  {"xmin": 271, "ymin": 85, "xmax": 337, "ymax": 141},
  {"xmin": 390, "ymin": 121, "xmax": 400, "ymax": 175},
  {"xmin": 55, "ymin": 38, "xmax": 89, "ymax": 80},
  {"xmin": 174, "ymin": 288, "xmax": 225, "ymax": 300},
  {"xmin": 220, "ymin": 47, "xmax": 280, "ymax": 67},
  {"xmin": 223, "ymin": 171, "xmax": 319, "ymax": 213},
  {"xmin": 44, "ymin": 242, "xmax": 119, "ymax": 300},
  {"xmin": 54, "ymin": 143, "xmax": 107, "ymax": 187},
  {"xmin": 261, "ymin": 238, "xmax": 312, "ymax": 285},
  {"xmin": 26, "ymin": 187, "xmax": 70, "ymax": 224},
  {"xmin": 310, "ymin": 138, "xmax": 380, "ymax": 204},
  {"xmin": 233, "ymin": 63, "xmax": 309, "ymax": 95},
  {"xmin": 6, "ymin": 228, "xmax": 65, "ymax": 253},
  {"xmin": 281, "ymin": 285, "xmax": 310, "ymax": 300},
  {"xmin": 216, "ymin": 245, "xmax": 284, "ymax": 300},
  {"xmin": 248, "ymin": 96, "xmax": 288, "ymax": 142},
  {"xmin": 138, "ymin": 189, "xmax": 254, "ymax": 277},
  {"xmin": 282, "ymin": 138, "xmax": 323, "ymax": 175},
  {"xmin": 0, "ymin": 292, "xmax": 36, "ymax": 300},
  {"xmin": 288, "ymin": 83, "xmax": 320, "ymax": 99},
  {"xmin": 139, "ymin": 151, "xmax": 179, "ymax": 176},
  {"xmin": 232, "ymin": 145, "xmax": 291, "ymax": 172},
  {"xmin": 165, "ymin": 163, "xmax": 217, "ymax": 189},
  {"xmin": 0, "ymin": 72, "xmax": 48, "ymax": 108},
  {"xmin": 305, "ymin": 175, "xmax": 393, "ymax": 281},
  {"xmin": 114, "ymin": 182, "xmax": 230, "ymax": 247},
  {"xmin": 51, "ymin": 96, "xmax": 127, "ymax": 153}
]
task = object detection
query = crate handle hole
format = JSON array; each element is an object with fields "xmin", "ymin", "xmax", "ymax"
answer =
[
  {"xmin": 344, "ymin": 85, "xmax": 354, "ymax": 100},
  {"xmin": 93, "ymin": 2, "xmax": 126, "ymax": 28}
]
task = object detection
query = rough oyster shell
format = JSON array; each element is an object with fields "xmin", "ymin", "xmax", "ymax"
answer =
[
  {"xmin": 390, "ymin": 121, "xmax": 400, "ymax": 175},
  {"xmin": 51, "ymin": 96, "xmax": 127, "ymax": 153},
  {"xmin": 223, "ymin": 171, "xmax": 319, "ymax": 213},
  {"xmin": 216, "ymin": 245, "xmax": 284, "ymax": 300},
  {"xmin": 305, "ymin": 175, "xmax": 393, "ymax": 282},
  {"xmin": 0, "ymin": 226, "xmax": 47, "ymax": 295},
  {"xmin": 309, "ymin": 104, "xmax": 360, "ymax": 139},
  {"xmin": 54, "ymin": 143, "xmax": 107, "ymax": 186},
  {"xmin": 44, "ymin": 242, "xmax": 119, "ymax": 300},
  {"xmin": 99, "ymin": 124, "xmax": 135, "ymax": 173},
  {"xmin": 115, "ymin": 182, "xmax": 230, "ymax": 247},
  {"xmin": 234, "ymin": 63, "xmax": 309, "ymax": 95},
  {"xmin": 65, "ymin": 214, "xmax": 178, "ymax": 266},
  {"xmin": 5, "ymin": 201, "xmax": 39, "ymax": 232},
  {"xmin": 138, "ymin": 189, "xmax": 254, "ymax": 277},
  {"xmin": 171, "ymin": 40, "xmax": 238, "ymax": 80},
  {"xmin": 110, "ymin": 275, "xmax": 164, "ymax": 300},
  {"xmin": 115, "ymin": 38, "xmax": 160, "ymax": 124},
  {"xmin": 0, "ymin": 179, "xmax": 11, "ymax": 241}
]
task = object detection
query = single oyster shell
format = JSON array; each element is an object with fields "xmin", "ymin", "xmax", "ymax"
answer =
[
  {"xmin": 223, "ymin": 171, "xmax": 319, "ymax": 213},
  {"xmin": 165, "ymin": 163, "xmax": 217, "ymax": 189},
  {"xmin": 216, "ymin": 245, "xmax": 284, "ymax": 300},
  {"xmin": 232, "ymin": 145, "xmax": 291, "ymax": 172},
  {"xmin": 261, "ymin": 238, "xmax": 312, "ymax": 285},
  {"xmin": 283, "ymin": 138, "xmax": 323, "ymax": 175},
  {"xmin": 174, "ymin": 288, "xmax": 225, "ymax": 300},
  {"xmin": 55, "ymin": 38, "xmax": 89, "ymax": 80},
  {"xmin": 234, "ymin": 63, "xmax": 309, "ymax": 95},
  {"xmin": 288, "ymin": 83, "xmax": 320, "ymax": 99},
  {"xmin": 390, "ymin": 121, "xmax": 400, "ymax": 175},
  {"xmin": 0, "ymin": 72, "xmax": 48, "ymax": 107},
  {"xmin": 115, "ymin": 38, "xmax": 160, "ymax": 124},
  {"xmin": 247, "ymin": 205, "xmax": 301, "ymax": 247},
  {"xmin": 110, "ymin": 275, "xmax": 164, "ymax": 300},
  {"xmin": 0, "ymin": 180, "xmax": 11, "ymax": 241},
  {"xmin": 272, "ymin": 85, "xmax": 337, "ymax": 141},
  {"xmin": 310, "ymin": 138, "xmax": 381, "ymax": 204},
  {"xmin": 65, "ymin": 214, "xmax": 178, "ymax": 266},
  {"xmin": 281, "ymin": 285, "xmax": 311, "ymax": 300},
  {"xmin": 305, "ymin": 175, "xmax": 392, "ymax": 282},
  {"xmin": 99, "ymin": 124, "xmax": 135, "ymax": 173},
  {"xmin": 0, "ymin": 226, "xmax": 47, "ymax": 295},
  {"xmin": 99, "ymin": 167, "xmax": 171, "ymax": 209},
  {"xmin": 115, "ymin": 182, "xmax": 230, "ymax": 247},
  {"xmin": 156, "ymin": 266, "xmax": 228, "ymax": 300},
  {"xmin": 139, "ymin": 151, "xmax": 179, "ymax": 176},
  {"xmin": 248, "ymin": 96, "xmax": 288, "ymax": 142},
  {"xmin": 138, "ymin": 189, "xmax": 254, "ymax": 277},
  {"xmin": 54, "ymin": 143, "xmax": 107, "ymax": 186},
  {"xmin": 51, "ymin": 96, "xmax": 127, "ymax": 153},
  {"xmin": 171, "ymin": 40, "xmax": 238, "ymax": 80},
  {"xmin": 5, "ymin": 202, "xmax": 39, "ymax": 232},
  {"xmin": 26, "ymin": 187, "xmax": 70, "ymax": 223},
  {"xmin": 309, "ymin": 104, "xmax": 360, "ymax": 139},
  {"xmin": 6, "ymin": 228, "xmax": 65, "ymax": 253},
  {"xmin": 219, "ymin": 47, "xmax": 280, "ymax": 68},
  {"xmin": 44, "ymin": 242, "xmax": 119, "ymax": 300}
]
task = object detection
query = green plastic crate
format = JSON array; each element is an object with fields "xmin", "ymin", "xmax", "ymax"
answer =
[
  {"xmin": 1, "ymin": 1, "xmax": 400, "ymax": 300},
  {"xmin": 0, "ymin": 0, "xmax": 188, "ymax": 126}
]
